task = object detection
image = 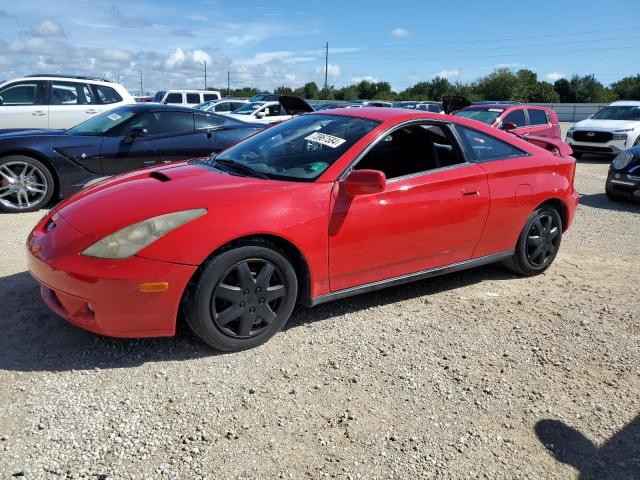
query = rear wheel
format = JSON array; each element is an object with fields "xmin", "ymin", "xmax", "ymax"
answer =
[
  {"xmin": 184, "ymin": 243, "xmax": 298, "ymax": 351},
  {"xmin": 504, "ymin": 206, "xmax": 562, "ymax": 276},
  {"xmin": 0, "ymin": 155, "xmax": 54, "ymax": 213}
]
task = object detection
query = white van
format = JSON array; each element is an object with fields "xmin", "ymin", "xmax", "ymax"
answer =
[{"xmin": 153, "ymin": 90, "xmax": 221, "ymax": 106}]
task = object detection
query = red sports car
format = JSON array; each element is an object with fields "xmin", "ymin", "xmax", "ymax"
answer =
[{"xmin": 27, "ymin": 108, "xmax": 579, "ymax": 351}]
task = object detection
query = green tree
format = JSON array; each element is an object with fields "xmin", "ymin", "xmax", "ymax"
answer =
[
  {"xmin": 611, "ymin": 75, "xmax": 640, "ymax": 100},
  {"xmin": 303, "ymin": 81, "xmax": 319, "ymax": 99},
  {"xmin": 472, "ymin": 68, "xmax": 518, "ymax": 101},
  {"xmin": 554, "ymin": 78, "xmax": 574, "ymax": 102}
]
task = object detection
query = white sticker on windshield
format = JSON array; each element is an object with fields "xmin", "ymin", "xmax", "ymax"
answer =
[
  {"xmin": 107, "ymin": 113, "xmax": 121, "ymax": 121},
  {"xmin": 488, "ymin": 108, "xmax": 504, "ymax": 112},
  {"xmin": 304, "ymin": 132, "xmax": 346, "ymax": 149}
]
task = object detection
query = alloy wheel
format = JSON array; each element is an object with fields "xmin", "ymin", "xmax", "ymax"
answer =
[
  {"xmin": 0, "ymin": 161, "xmax": 49, "ymax": 210},
  {"xmin": 526, "ymin": 212, "xmax": 560, "ymax": 268},
  {"xmin": 211, "ymin": 259, "xmax": 287, "ymax": 338}
]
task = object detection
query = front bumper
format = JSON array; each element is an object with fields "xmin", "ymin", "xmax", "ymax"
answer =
[
  {"xmin": 567, "ymin": 138, "xmax": 627, "ymax": 156},
  {"xmin": 606, "ymin": 170, "xmax": 640, "ymax": 201},
  {"xmin": 26, "ymin": 213, "xmax": 197, "ymax": 338}
]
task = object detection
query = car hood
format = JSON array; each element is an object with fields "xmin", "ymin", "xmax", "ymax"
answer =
[
  {"xmin": 0, "ymin": 128, "xmax": 67, "ymax": 139},
  {"xmin": 572, "ymin": 119, "xmax": 640, "ymax": 131},
  {"xmin": 55, "ymin": 161, "xmax": 307, "ymax": 239},
  {"xmin": 442, "ymin": 95, "xmax": 473, "ymax": 114},
  {"xmin": 278, "ymin": 95, "xmax": 314, "ymax": 114}
]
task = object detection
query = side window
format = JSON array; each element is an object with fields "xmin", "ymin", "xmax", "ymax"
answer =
[
  {"xmin": 457, "ymin": 126, "xmax": 528, "ymax": 163},
  {"xmin": 93, "ymin": 85, "xmax": 123, "ymax": 104},
  {"xmin": 0, "ymin": 81, "xmax": 46, "ymax": 105},
  {"xmin": 124, "ymin": 111, "xmax": 194, "ymax": 136},
  {"xmin": 52, "ymin": 82, "xmax": 94, "ymax": 105},
  {"xmin": 528, "ymin": 109, "xmax": 549, "ymax": 125},
  {"xmin": 165, "ymin": 93, "xmax": 183, "ymax": 104},
  {"xmin": 265, "ymin": 104, "xmax": 282, "ymax": 116},
  {"xmin": 195, "ymin": 113, "xmax": 224, "ymax": 130},
  {"xmin": 214, "ymin": 102, "xmax": 231, "ymax": 112},
  {"xmin": 354, "ymin": 124, "xmax": 464, "ymax": 180},
  {"xmin": 186, "ymin": 93, "xmax": 200, "ymax": 104},
  {"xmin": 502, "ymin": 109, "xmax": 526, "ymax": 127},
  {"xmin": 203, "ymin": 93, "xmax": 219, "ymax": 101}
]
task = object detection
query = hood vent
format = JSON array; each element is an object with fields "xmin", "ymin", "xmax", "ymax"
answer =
[{"xmin": 149, "ymin": 171, "xmax": 171, "ymax": 182}]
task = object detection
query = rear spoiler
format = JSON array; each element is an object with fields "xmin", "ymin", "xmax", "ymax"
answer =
[{"xmin": 519, "ymin": 134, "xmax": 573, "ymax": 157}]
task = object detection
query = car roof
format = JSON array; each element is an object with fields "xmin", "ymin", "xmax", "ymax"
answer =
[
  {"xmin": 461, "ymin": 103, "xmax": 550, "ymax": 111},
  {"xmin": 311, "ymin": 107, "xmax": 448, "ymax": 122},
  {"xmin": 4, "ymin": 75, "xmax": 116, "ymax": 86},
  {"xmin": 116, "ymin": 103, "xmax": 212, "ymax": 113},
  {"xmin": 610, "ymin": 101, "xmax": 640, "ymax": 106}
]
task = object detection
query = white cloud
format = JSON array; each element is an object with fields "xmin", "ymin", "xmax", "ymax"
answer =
[
  {"xmin": 434, "ymin": 69, "xmax": 461, "ymax": 79},
  {"xmin": 315, "ymin": 63, "xmax": 341, "ymax": 77},
  {"xmin": 109, "ymin": 5, "xmax": 151, "ymax": 28},
  {"xmin": 350, "ymin": 75, "xmax": 378, "ymax": 83},
  {"xmin": 391, "ymin": 28, "xmax": 410, "ymax": 37},
  {"xmin": 163, "ymin": 48, "xmax": 212, "ymax": 70},
  {"xmin": 30, "ymin": 19, "xmax": 65, "ymax": 37},
  {"xmin": 546, "ymin": 72, "xmax": 565, "ymax": 81}
]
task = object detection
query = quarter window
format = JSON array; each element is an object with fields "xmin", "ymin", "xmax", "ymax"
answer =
[
  {"xmin": 186, "ymin": 93, "xmax": 200, "ymax": 104},
  {"xmin": 203, "ymin": 93, "xmax": 220, "ymax": 101},
  {"xmin": 457, "ymin": 126, "xmax": 528, "ymax": 163},
  {"xmin": 355, "ymin": 124, "xmax": 464, "ymax": 180},
  {"xmin": 502, "ymin": 109, "xmax": 526, "ymax": 127},
  {"xmin": 214, "ymin": 102, "xmax": 232, "ymax": 112},
  {"xmin": 93, "ymin": 85, "xmax": 123, "ymax": 104},
  {"xmin": 51, "ymin": 82, "xmax": 94, "ymax": 105},
  {"xmin": 528, "ymin": 109, "xmax": 549, "ymax": 125},
  {"xmin": 195, "ymin": 113, "xmax": 224, "ymax": 129},
  {"xmin": 0, "ymin": 81, "xmax": 46, "ymax": 105}
]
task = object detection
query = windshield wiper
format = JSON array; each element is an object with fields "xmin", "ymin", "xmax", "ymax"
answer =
[{"xmin": 213, "ymin": 158, "xmax": 270, "ymax": 179}]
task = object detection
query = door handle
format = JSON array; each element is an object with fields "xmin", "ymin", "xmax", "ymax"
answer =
[
  {"xmin": 32, "ymin": 110, "xmax": 46, "ymax": 116},
  {"xmin": 461, "ymin": 187, "xmax": 480, "ymax": 196},
  {"xmin": 85, "ymin": 109, "xmax": 99, "ymax": 114}
]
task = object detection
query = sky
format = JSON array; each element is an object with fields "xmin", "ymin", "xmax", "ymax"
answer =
[{"xmin": 0, "ymin": 0, "xmax": 638, "ymax": 96}]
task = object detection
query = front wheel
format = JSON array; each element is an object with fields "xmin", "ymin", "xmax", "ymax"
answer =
[
  {"xmin": 184, "ymin": 243, "xmax": 298, "ymax": 351},
  {"xmin": 0, "ymin": 155, "xmax": 55, "ymax": 213},
  {"xmin": 504, "ymin": 206, "xmax": 563, "ymax": 276}
]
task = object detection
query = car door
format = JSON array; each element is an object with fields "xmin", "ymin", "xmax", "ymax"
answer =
[
  {"xmin": 0, "ymin": 80, "xmax": 48, "ymax": 128},
  {"xmin": 525, "ymin": 108, "xmax": 554, "ymax": 138},
  {"xmin": 328, "ymin": 122, "xmax": 490, "ymax": 292},
  {"xmin": 48, "ymin": 81, "xmax": 100, "ymax": 129},
  {"xmin": 99, "ymin": 111, "xmax": 211, "ymax": 174}
]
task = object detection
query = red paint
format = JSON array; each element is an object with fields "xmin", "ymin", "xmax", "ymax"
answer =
[{"xmin": 28, "ymin": 109, "xmax": 578, "ymax": 339}]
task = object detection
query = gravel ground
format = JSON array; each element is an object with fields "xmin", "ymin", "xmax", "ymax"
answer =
[{"xmin": 1, "ymin": 130, "xmax": 639, "ymax": 479}]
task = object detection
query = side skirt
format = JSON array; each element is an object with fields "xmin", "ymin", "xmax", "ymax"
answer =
[{"xmin": 309, "ymin": 251, "xmax": 513, "ymax": 307}]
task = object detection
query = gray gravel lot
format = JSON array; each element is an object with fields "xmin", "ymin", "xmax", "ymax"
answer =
[{"xmin": 1, "ymin": 127, "xmax": 639, "ymax": 479}]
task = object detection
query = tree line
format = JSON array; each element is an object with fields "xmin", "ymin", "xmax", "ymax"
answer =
[{"xmin": 214, "ymin": 70, "xmax": 640, "ymax": 103}]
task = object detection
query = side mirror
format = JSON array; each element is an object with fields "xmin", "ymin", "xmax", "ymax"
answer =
[
  {"xmin": 501, "ymin": 121, "xmax": 517, "ymax": 131},
  {"xmin": 124, "ymin": 127, "xmax": 147, "ymax": 144},
  {"xmin": 255, "ymin": 111, "xmax": 266, "ymax": 119},
  {"xmin": 342, "ymin": 169, "xmax": 386, "ymax": 196}
]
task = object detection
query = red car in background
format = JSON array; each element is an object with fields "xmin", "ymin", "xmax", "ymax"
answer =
[
  {"xmin": 444, "ymin": 96, "xmax": 561, "ymax": 140},
  {"xmin": 27, "ymin": 108, "xmax": 578, "ymax": 351}
]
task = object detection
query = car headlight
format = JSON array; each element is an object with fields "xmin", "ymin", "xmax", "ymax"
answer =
[
  {"xmin": 612, "ymin": 129, "xmax": 633, "ymax": 141},
  {"xmin": 81, "ymin": 209, "xmax": 207, "ymax": 259},
  {"xmin": 566, "ymin": 128, "xmax": 574, "ymax": 139},
  {"xmin": 612, "ymin": 151, "xmax": 634, "ymax": 170}
]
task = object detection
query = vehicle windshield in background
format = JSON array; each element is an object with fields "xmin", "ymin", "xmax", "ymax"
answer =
[
  {"xmin": 67, "ymin": 108, "xmax": 137, "ymax": 135},
  {"xmin": 200, "ymin": 114, "xmax": 380, "ymax": 182},
  {"xmin": 233, "ymin": 102, "xmax": 265, "ymax": 114},
  {"xmin": 454, "ymin": 108, "xmax": 503, "ymax": 124},
  {"xmin": 153, "ymin": 91, "xmax": 166, "ymax": 102},
  {"xmin": 592, "ymin": 106, "xmax": 640, "ymax": 121}
]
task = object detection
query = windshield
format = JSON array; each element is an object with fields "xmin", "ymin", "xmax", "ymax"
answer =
[
  {"xmin": 454, "ymin": 108, "xmax": 503, "ymax": 125},
  {"xmin": 233, "ymin": 102, "xmax": 265, "ymax": 114},
  {"xmin": 194, "ymin": 101, "xmax": 214, "ymax": 110},
  {"xmin": 203, "ymin": 114, "xmax": 380, "ymax": 181},
  {"xmin": 153, "ymin": 91, "xmax": 165, "ymax": 102},
  {"xmin": 67, "ymin": 107, "xmax": 137, "ymax": 135},
  {"xmin": 592, "ymin": 105, "xmax": 640, "ymax": 121}
]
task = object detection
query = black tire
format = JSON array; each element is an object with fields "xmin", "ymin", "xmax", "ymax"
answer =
[
  {"xmin": 504, "ymin": 206, "xmax": 563, "ymax": 276},
  {"xmin": 571, "ymin": 152, "xmax": 583, "ymax": 160},
  {"xmin": 605, "ymin": 187, "xmax": 625, "ymax": 202},
  {"xmin": 183, "ymin": 242, "xmax": 298, "ymax": 351},
  {"xmin": 0, "ymin": 155, "xmax": 55, "ymax": 213}
]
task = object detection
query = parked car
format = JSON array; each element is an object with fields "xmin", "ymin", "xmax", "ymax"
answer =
[
  {"xmin": 415, "ymin": 102, "xmax": 444, "ymax": 113},
  {"xmin": 451, "ymin": 99, "xmax": 561, "ymax": 140},
  {"xmin": 0, "ymin": 104, "xmax": 263, "ymax": 212},
  {"xmin": 194, "ymin": 99, "xmax": 249, "ymax": 113},
  {"xmin": 392, "ymin": 101, "xmax": 419, "ymax": 109},
  {"xmin": 566, "ymin": 101, "xmax": 640, "ymax": 159},
  {"xmin": 346, "ymin": 100, "xmax": 393, "ymax": 108},
  {"xmin": 153, "ymin": 90, "xmax": 221, "ymax": 106},
  {"xmin": 224, "ymin": 95, "xmax": 314, "ymax": 124},
  {"xmin": 605, "ymin": 146, "xmax": 640, "ymax": 201},
  {"xmin": 312, "ymin": 103, "xmax": 342, "ymax": 111},
  {"xmin": 249, "ymin": 93, "xmax": 278, "ymax": 102},
  {"xmin": 133, "ymin": 96, "xmax": 153, "ymax": 103},
  {"xmin": 0, "ymin": 74, "xmax": 134, "ymax": 130},
  {"xmin": 27, "ymin": 108, "xmax": 578, "ymax": 351}
]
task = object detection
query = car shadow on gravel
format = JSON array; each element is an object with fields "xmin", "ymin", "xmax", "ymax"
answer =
[
  {"xmin": 579, "ymin": 193, "xmax": 640, "ymax": 213},
  {"xmin": 1, "ymin": 264, "xmax": 517, "ymax": 372},
  {"xmin": 0, "ymin": 271, "xmax": 215, "ymax": 373},
  {"xmin": 535, "ymin": 416, "xmax": 640, "ymax": 479},
  {"xmin": 285, "ymin": 263, "xmax": 517, "ymax": 331}
]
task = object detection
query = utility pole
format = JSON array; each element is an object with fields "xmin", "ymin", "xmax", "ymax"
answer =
[
  {"xmin": 323, "ymin": 41, "xmax": 329, "ymax": 92},
  {"xmin": 227, "ymin": 71, "xmax": 231, "ymax": 97},
  {"xmin": 138, "ymin": 71, "xmax": 143, "ymax": 96},
  {"xmin": 203, "ymin": 60, "xmax": 207, "ymax": 89}
]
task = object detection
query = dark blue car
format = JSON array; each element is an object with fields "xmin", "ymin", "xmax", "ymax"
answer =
[{"xmin": 0, "ymin": 103, "xmax": 263, "ymax": 212}]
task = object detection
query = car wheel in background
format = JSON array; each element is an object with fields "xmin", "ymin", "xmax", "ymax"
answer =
[
  {"xmin": 605, "ymin": 187, "xmax": 625, "ymax": 202},
  {"xmin": 184, "ymin": 242, "xmax": 298, "ymax": 351},
  {"xmin": 504, "ymin": 206, "xmax": 563, "ymax": 276},
  {"xmin": 571, "ymin": 152, "xmax": 583, "ymax": 160},
  {"xmin": 0, "ymin": 155, "xmax": 55, "ymax": 213}
]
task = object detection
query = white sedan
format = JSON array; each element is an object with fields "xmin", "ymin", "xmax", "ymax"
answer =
[{"xmin": 224, "ymin": 96, "xmax": 314, "ymax": 124}]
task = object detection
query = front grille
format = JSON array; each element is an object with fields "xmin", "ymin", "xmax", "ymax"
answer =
[
  {"xmin": 573, "ymin": 131, "xmax": 613, "ymax": 143},
  {"xmin": 572, "ymin": 145, "xmax": 614, "ymax": 153}
]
